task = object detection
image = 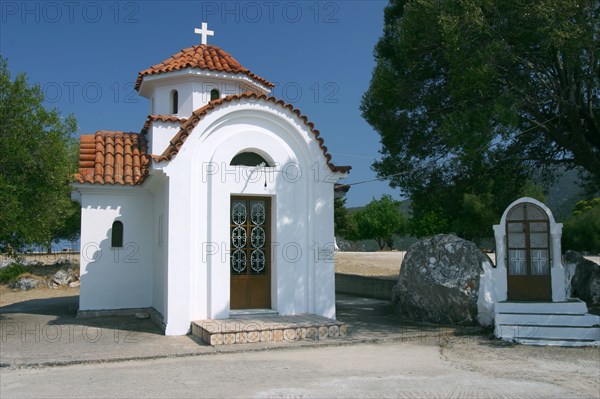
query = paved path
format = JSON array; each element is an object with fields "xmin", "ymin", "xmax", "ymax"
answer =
[{"xmin": 1, "ymin": 294, "xmax": 599, "ymax": 398}]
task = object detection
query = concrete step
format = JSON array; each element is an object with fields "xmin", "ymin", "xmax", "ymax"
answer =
[
  {"xmin": 496, "ymin": 325, "xmax": 600, "ymax": 341},
  {"xmin": 495, "ymin": 313, "xmax": 600, "ymax": 327},
  {"xmin": 494, "ymin": 300, "xmax": 600, "ymax": 346},
  {"xmin": 495, "ymin": 300, "xmax": 588, "ymax": 315}
]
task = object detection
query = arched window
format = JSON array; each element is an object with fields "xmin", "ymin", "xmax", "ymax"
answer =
[
  {"xmin": 170, "ymin": 90, "xmax": 178, "ymax": 114},
  {"xmin": 111, "ymin": 221, "xmax": 124, "ymax": 248},
  {"xmin": 210, "ymin": 89, "xmax": 220, "ymax": 101},
  {"xmin": 230, "ymin": 152, "xmax": 271, "ymax": 167}
]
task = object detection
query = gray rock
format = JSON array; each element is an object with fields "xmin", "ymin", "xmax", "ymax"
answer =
[
  {"xmin": 10, "ymin": 277, "xmax": 44, "ymax": 291},
  {"xmin": 392, "ymin": 234, "xmax": 494, "ymax": 326},
  {"xmin": 0, "ymin": 258, "xmax": 15, "ymax": 269},
  {"xmin": 68, "ymin": 281, "xmax": 80, "ymax": 288},
  {"xmin": 564, "ymin": 251, "xmax": 600, "ymax": 305},
  {"xmin": 49, "ymin": 268, "xmax": 78, "ymax": 288}
]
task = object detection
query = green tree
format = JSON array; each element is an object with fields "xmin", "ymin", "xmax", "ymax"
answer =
[
  {"xmin": 563, "ymin": 198, "xmax": 600, "ymax": 252},
  {"xmin": 352, "ymin": 195, "xmax": 406, "ymax": 250},
  {"xmin": 334, "ymin": 197, "xmax": 357, "ymax": 239},
  {"xmin": 409, "ymin": 207, "xmax": 449, "ymax": 238},
  {"xmin": 0, "ymin": 57, "xmax": 79, "ymax": 251},
  {"xmin": 361, "ymin": 0, "xmax": 600, "ymax": 236}
]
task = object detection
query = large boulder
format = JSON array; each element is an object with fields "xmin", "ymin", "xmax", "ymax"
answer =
[
  {"xmin": 564, "ymin": 250, "xmax": 600, "ymax": 305},
  {"xmin": 392, "ymin": 234, "xmax": 495, "ymax": 326}
]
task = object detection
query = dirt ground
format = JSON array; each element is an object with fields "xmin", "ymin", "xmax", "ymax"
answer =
[
  {"xmin": 0, "ymin": 284, "xmax": 80, "ymax": 307},
  {"xmin": 0, "ymin": 254, "xmax": 81, "ymax": 307},
  {"xmin": 334, "ymin": 251, "xmax": 404, "ymax": 279}
]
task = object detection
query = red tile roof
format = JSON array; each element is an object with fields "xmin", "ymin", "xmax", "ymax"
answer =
[
  {"xmin": 153, "ymin": 92, "xmax": 352, "ymax": 174},
  {"xmin": 141, "ymin": 115, "xmax": 187, "ymax": 135},
  {"xmin": 75, "ymin": 131, "xmax": 150, "ymax": 185},
  {"xmin": 75, "ymin": 95, "xmax": 350, "ymax": 186},
  {"xmin": 135, "ymin": 45, "xmax": 274, "ymax": 91}
]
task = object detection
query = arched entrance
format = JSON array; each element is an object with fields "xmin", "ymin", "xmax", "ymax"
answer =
[{"xmin": 505, "ymin": 202, "xmax": 552, "ymax": 301}]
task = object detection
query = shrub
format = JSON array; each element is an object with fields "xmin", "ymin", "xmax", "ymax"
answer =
[
  {"xmin": 563, "ymin": 199, "xmax": 600, "ymax": 253},
  {"xmin": 0, "ymin": 263, "xmax": 27, "ymax": 283}
]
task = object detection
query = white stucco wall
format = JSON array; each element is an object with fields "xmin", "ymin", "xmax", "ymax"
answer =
[
  {"xmin": 149, "ymin": 173, "xmax": 169, "ymax": 317},
  {"xmin": 153, "ymin": 83, "xmax": 194, "ymax": 117},
  {"xmin": 141, "ymin": 70, "xmax": 270, "ymax": 119},
  {"xmin": 148, "ymin": 122, "xmax": 182, "ymax": 156},
  {"xmin": 77, "ymin": 187, "xmax": 154, "ymax": 311},
  {"xmin": 157, "ymin": 98, "xmax": 345, "ymax": 335}
]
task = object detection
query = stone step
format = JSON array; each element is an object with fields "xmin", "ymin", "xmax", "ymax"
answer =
[
  {"xmin": 229, "ymin": 309, "xmax": 279, "ymax": 318},
  {"xmin": 495, "ymin": 325, "xmax": 600, "ymax": 341},
  {"xmin": 511, "ymin": 338, "xmax": 600, "ymax": 347},
  {"xmin": 495, "ymin": 300, "xmax": 588, "ymax": 315},
  {"xmin": 192, "ymin": 314, "xmax": 348, "ymax": 346},
  {"xmin": 495, "ymin": 313, "xmax": 600, "ymax": 327}
]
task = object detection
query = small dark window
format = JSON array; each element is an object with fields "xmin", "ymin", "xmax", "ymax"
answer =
[
  {"xmin": 210, "ymin": 89, "xmax": 220, "ymax": 101},
  {"xmin": 111, "ymin": 221, "xmax": 124, "ymax": 248},
  {"xmin": 230, "ymin": 152, "xmax": 271, "ymax": 167},
  {"xmin": 171, "ymin": 90, "xmax": 178, "ymax": 114}
]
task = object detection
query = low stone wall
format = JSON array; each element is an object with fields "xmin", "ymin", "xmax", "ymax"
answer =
[{"xmin": 335, "ymin": 273, "xmax": 395, "ymax": 301}]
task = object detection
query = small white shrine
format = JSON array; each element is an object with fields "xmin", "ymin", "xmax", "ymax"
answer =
[
  {"xmin": 490, "ymin": 197, "xmax": 599, "ymax": 346},
  {"xmin": 73, "ymin": 24, "xmax": 350, "ymax": 336}
]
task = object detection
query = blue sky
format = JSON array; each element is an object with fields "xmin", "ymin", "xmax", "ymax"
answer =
[{"xmin": 1, "ymin": 0, "xmax": 400, "ymax": 207}]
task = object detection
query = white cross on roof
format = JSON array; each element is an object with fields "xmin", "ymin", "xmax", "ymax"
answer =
[{"xmin": 194, "ymin": 22, "xmax": 214, "ymax": 45}]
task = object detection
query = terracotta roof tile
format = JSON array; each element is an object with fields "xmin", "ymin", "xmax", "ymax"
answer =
[
  {"xmin": 154, "ymin": 93, "xmax": 352, "ymax": 174},
  {"xmin": 140, "ymin": 115, "xmax": 187, "ymax": 135},
  {"xmin": 135, "ymin": 45, "xmax": 274, "ymax": 91},
  {"xmin": 75, "ymin": 131, "xmax": 150, "ymax": 186}
]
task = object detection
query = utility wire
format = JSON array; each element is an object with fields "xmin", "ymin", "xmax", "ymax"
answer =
[{"xmin": 340, "ymin": 114, "xmax": 565, "ymax": 187}]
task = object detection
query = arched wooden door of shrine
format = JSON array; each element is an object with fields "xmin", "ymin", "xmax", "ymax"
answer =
[
  {"xmin": 230, "ymin": 196, "xmax": 271, "ymax": 309},
  {"xmin": 506, "ymin": 202, "xmax": 552, "ymax": 301}
]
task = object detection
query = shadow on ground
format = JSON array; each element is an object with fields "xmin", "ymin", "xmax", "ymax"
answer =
[{"xmin": 0, "ymin": 295, "xmax": 164, "ymax": 336}]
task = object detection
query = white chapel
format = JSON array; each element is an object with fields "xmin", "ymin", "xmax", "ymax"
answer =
[{"xmin": 72, "ymin": 25, "xmax": 351, "ymax": 336}]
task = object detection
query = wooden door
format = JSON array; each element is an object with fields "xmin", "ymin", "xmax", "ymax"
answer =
[
  {"xmin": 230, "ymin": 196, "xmax": 271, "ymax": 309},
  {"xmin": 506, "ymin": 203, "xmax": 552, "ymax": 301}
]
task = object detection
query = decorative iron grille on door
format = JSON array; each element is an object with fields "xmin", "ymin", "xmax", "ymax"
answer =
[
  {"xmin": 231, "ymin": 198, "xmax": 269, "ymax": 275},
  {"xmin": 230, "ymin": 196, "xmax": 271, "ymax": 309}
]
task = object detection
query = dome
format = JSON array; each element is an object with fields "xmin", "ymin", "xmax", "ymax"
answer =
[{"xmin": 135, "ymin": 44, "xmax": 274, "ymax": 92}]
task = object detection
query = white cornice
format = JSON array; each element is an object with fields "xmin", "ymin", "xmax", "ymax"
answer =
[{"xmin": 138, "ymin": 68, "xmax": 272, "ymax": 97}]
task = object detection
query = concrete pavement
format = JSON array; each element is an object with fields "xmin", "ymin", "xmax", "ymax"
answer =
[
  {"xmin": 0, "ymin": 293, "xmax": 477, "ymax": 368},
  {"xmin": 1, "ymin": 293, "xmax": 599, "ymax": 398}
]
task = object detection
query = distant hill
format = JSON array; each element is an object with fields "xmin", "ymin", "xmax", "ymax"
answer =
[{"xmin": 543, "ymin": 167, "xmax": 591, "ymax": 221}]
